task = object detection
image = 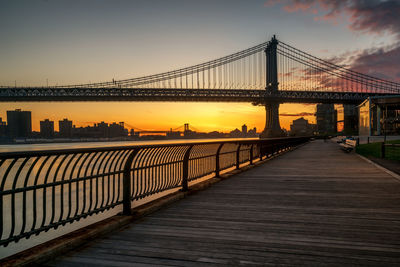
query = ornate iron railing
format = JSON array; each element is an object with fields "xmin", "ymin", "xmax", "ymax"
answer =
[{"xmin": 0, "ymin": 137, "xmax": 309, "ymax": 247}]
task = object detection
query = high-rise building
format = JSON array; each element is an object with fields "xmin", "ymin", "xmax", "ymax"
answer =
[
  {"xmin": 316, "ymin": 104, "xmax": 337, "ymax": 135},
  {"xmin": 97, "ymin": 121, "xmax": 109, "ymax": 138},
  {"xmin": 109, "ymin": 122, "xmax": 126, "ymax": 138},
  {"xmin": 59, "ymin": 118, "xmax": 73, "ymax": 138},
  {"xmin": 6, "ymin": 109, "xmax": 32, "ymax": 138},
  {"xmin": 40, "ymin": 119, "xmax": 54, "ymax": 138},
  {"xmin": 241, "ymin": 124, "xmax": 248, "ymax": 135},
  {"xmin": 0, "ymin": 117, "xmax": 7, "ymax": 137}
]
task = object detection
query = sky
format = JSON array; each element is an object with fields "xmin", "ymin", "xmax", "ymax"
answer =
[{"xmin": 0, "ymin": 0, "xmax": 399, "ymax": 132}]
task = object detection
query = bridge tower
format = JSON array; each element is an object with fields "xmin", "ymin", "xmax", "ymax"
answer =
[{"xmin": 260, "ymin": 35, "xmax": 285, "ymax": 138}]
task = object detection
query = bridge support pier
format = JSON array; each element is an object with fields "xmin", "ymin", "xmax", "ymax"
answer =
[
  {"xmin": 260, "ymin": 35, "xmax": 285, "ymax": 138},
  {"xmin": 343, "ymin": 104, "xmax": 359, "ymax": 136},
  {"xmin": 260, "ymin": 102, "xmax": 285, "ymax": 138}
]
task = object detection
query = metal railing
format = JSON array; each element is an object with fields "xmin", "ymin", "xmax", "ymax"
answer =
[{"xmin": 0, "ymin": 137, "xmax": 309, "ymax": 247}]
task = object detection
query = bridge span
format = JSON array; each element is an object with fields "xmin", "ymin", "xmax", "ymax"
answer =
[
  {"xmin": 1, "ymin": 36, "xmax": 399, "ymax": 137},
  {"xmin": 41, "ymin": 140, "xmax": 400, "ymax": 265}
]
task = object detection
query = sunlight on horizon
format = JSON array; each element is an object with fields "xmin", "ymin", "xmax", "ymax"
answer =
[{"xmin": 0, "ymin": 102, "xmax": 316, "ymax": 133}]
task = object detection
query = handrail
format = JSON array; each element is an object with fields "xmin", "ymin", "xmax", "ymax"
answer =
[{"xmin": 0, "ymin": 137, "xmax": 309, "ymax": 247}]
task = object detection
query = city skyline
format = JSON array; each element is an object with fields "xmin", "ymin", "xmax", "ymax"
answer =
[
  {"xmin": 0, "ymin": 108, "xmax": 260, "ymax": 135},
  {"xmin": 1, "ymin": 104, "xmax": 343, "ymax": 142},
  {"xmin": 0, "ymin": 103, "xmax": 317, "ymax": 132}
]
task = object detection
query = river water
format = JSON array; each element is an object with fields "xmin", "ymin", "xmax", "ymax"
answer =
[{"xmin": 0, "ymin": 138, "xmax": 256, "ymax": 152}]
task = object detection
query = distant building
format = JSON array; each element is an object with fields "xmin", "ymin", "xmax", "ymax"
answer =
[
  {"xmin": 230, "ymin": 128, "xmax": 242, "ymax": 138},
  {"xmin": 6, "ymin": 109, "xmax": 32, "ymax": 138},
  {"xmin": 109, "ymin": 122, "xmax": 127, "ymax": 138},
  {"xmin": 40, "ymin": 119, "xmax": 54, "ymax": 138},
  {"xmin": 290, "ymin": 117, "xmax": 315, "ymax": 136},
  {"xmin": 59, "ymin": 118, "xmax": 73, "ymax": 138},
  {"xmin": 316, "ymin": 104, "xmax": 337, "ymax": 135},
  {"xmin": 241, "ymin": 124, "xmax": 247, "ymax": 135},
  {"xmin": 97, "ymin": 121, "xmax": 109, "ymax": 138},
  {"xmin": 247, "ymin": 127, "xmax": 257, "ymax": 137},
  {"xmin": 166, "ymin": 128, "xmax": 181, "ymax": 139},
  {"xmin": 0, "ymin": 118, "xmax": 7, "ymax": 137}
]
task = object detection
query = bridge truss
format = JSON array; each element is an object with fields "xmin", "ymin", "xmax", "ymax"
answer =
[{"xmin": 1, "ymin": 37, "xmax": 399, "ymax": 103}]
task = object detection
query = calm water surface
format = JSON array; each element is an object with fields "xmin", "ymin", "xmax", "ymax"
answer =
[{"xmin": 0, "ymin": 138, "xmax": 257, "ymax": 152}]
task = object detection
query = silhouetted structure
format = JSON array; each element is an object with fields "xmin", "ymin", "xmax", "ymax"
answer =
[
  {"xmin": 6, "ymin": 109, "xmax": 31, "ymax": 138},
  {"xmin": 230, "ymin": 128, "xmax": 242, "ymax": 138},
  {"xmin": 230, "ymin": 125, "xmax": 258, "ymax": 138},
  {"xmin": 290, "ymin": 117, "xmax": 315, "ymax": 136},
  {"xmin": 0, "ymin": 118, "xmax": 7, "ymax": 138},
  {"xmin": 343, "ymin": 104, "xmax": 358, "ymax": 135},
  {"xmin": 109, "ymin": 122, "xmax": 127, "ymax": 138},
  {"xmin": 242, "ymin": 124, "xmax": 248, "ymax": 135},
  {"xmin": 71, "ymin": 121, "xmax": 128, "ymax": 138},
  {"xmin": 316, "ymin": 104, "xmax": 337, "ymax": 135},
  {"xmin": 59, "ymin": 118, "xmax": 73, "ymax": 138},
  {"xmin": 40, "ymin": 119, "xmax": 54, "ymax": 138}
]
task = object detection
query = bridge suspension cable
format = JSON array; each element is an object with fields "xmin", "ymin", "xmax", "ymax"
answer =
[
  {"xmin": 276, "ymin": 41, "xmax": 400, "ymax": 94},
  {"xmin": 1, "ymin": 37, "xmax": 399, "ymax": 96}
]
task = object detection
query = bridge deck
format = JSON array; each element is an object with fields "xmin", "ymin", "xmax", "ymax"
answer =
[{"xmin": 46, "ymin": 140, "xmax": 400, "ymax": 266}]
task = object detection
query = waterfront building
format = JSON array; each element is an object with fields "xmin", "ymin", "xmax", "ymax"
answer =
[
  {"xmin": 358, "ymin": 95, "xmax": 400, "ymax": 136},
  {"xmin": 40, "ymin": 119, "xmax": 54, "ymax": 138},
  {"xmin": 290, "ymin": 117, "xmax": 315, "ymax": 136},
  {"xmin": 0, "ymin": 118, "xmax": 7, "ymax": 137},
  {"xmin": 6, "ymin": 109, "xmax": 32, "ymax": 138},
  {"xmin": 241, "ymin": 124, "xmax": 247, "ymax": 135},
  {"xmin": 59, "ymin": 119, "xmax": 73, "ymax": 138}
]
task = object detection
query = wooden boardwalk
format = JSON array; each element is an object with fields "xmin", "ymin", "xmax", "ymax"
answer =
[{"xmin": 47, "ymin": 140, "xmax": 400, "ymax": 266}]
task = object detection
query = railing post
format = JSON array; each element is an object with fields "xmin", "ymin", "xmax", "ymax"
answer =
[
  {"xmin": 182, "ymin": 145, "xmax": 193, "ymax": 191},
  {"xmin": 236, "ymin": 144, "xmax": 242, "ymax": 169},
  {"xmin": 259, "ymin": 143, "xmax": 263, "ymax": 161},
  {"xmin": 249, "ymin": 144, "xmax": 254, "ymax": 165},
  {"xmin": 215, "ymin": 143, "xmax": 224, "ymax": 178},
  {"xmin": 123, "ymin": 150, "xmax": 138, "ymax": 215},
  {"xmin": 381, "ymin": 142, "xmax": 385, "ymax": 159}
]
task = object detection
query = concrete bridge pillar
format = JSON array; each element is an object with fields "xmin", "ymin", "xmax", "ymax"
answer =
[
  {"xmin": 261, "ymin": 102, "xmax": 284, "ymax": 138},
  {"xmin": 260, "ymin": 35, "xmax": 284, "ymax": 138},
  {"xmin": 343, "ymin": 104, "xmax": 359, "ymax": 136}
]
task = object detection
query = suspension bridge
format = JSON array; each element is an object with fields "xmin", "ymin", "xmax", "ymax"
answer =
[
  {"xmin": 125, "ymin": 123, "xmax": 200, "ymax": 136},
  {"xmin": 1, "ymin": 36, "xmax": 399, "ymax": 137}
]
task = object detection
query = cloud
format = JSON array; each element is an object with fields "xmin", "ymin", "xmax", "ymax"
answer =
[
  {"xmin": 350, "ymin": 45, "xmax": 400, "ymax": 82},
  {"xmin": 267, "ymin": 0, "xmax": 400, "ymax": 83},
  {"xmin": 266, "ymin": 0, "xmax": 400, "ymax": 37}
]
